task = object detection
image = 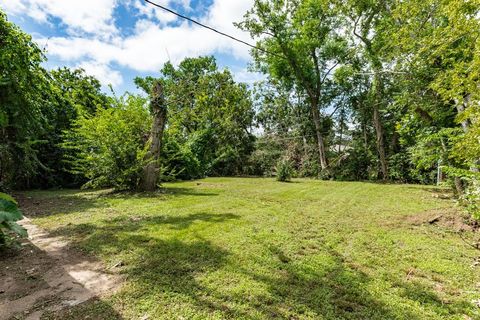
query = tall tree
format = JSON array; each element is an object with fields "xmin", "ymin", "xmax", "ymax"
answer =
[
  {"xmin": 239, "ymin": 0, "xmax": 347, "ymax": 173},
  {"xmin": 38, "ymin": 67, "xmax": 111, "ymax": 188},
  {"xmin": 338, "ymin": 0, "xmax": 394, "ymax": 180},
  {"xmin": 0, "ymin": 10, "xmax": 50, "ymax": 189},
  {"xmin": 387, "ymin": 0, "xmax": 480, "ymax": 191},
  {"xmin": 141, "ymin": 81, "xmax": 167, "ymax": 191},
  {"xmin": 135, "ymin": 56, "xmax": 255, "ymax": 179}
]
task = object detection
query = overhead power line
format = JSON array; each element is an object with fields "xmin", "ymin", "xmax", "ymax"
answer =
[{"xmin": 144, "ymin": 0, "xmax": 283, "ymax": 59}]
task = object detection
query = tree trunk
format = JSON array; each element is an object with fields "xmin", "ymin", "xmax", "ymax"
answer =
[
  {"xmin": 311, "ymin": 101, "xmax": 328, "ymax": 170},
  {"xmin": 141, "ymin": 81, "xmax": 167, "ymax": 191},
  {"xmin": 455, "ymin": 95, "xmax": 470, "ymax": 133},
  {"xmin": 372, "ymin": 72, "xmax": 388, "ymax": 180},
  {"xmin": 456, "ymin": 94, "xmax": 479, "ymax": 173},
  {"xmin": 363, "ymin": 127, "xmax": 368, "ymax": 152},
  {"xmin": 338, "ymin": 107, "xmax": 344, "ymax": 153},
  {"xmin": 454, "ymin": 177, "xmax": 464, "ymax": 196},
  {"xmin": 373, "ymin": 105, "xmax": 387, "ymax": 180}
]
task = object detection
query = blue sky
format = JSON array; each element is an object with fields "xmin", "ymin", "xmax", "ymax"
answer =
[{"xmin": 1, "ymin": 0, "xmax": 263, "ymax": 94}]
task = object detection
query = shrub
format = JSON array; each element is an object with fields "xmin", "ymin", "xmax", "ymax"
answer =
[
  {"xmin": 0, "ymin": 193, "xmax": 27, "ymax": 248},
  {"xmin": 245, "ymin": 137, "xmax": 284, "ymax": 176},
  {"xmin": 160, "ymin": 134, "xmax": 202, "ymax": 180},
  {"xmin": 457, "ymin": 176, "xmax": 480, "ymax": 220},
  {"xmin": 63, "ymin": 94, "xmax": 151, "ymax": 190},
  {"xmin": 276, "ymin": 159, "xmax": 293, "ymax": 182}
]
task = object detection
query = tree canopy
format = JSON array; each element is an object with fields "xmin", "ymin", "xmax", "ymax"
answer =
[{"xmin": 0, "ymin": 1, "xmax": 479, "ymax": 217}]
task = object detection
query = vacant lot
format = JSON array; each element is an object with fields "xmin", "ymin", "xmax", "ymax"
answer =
[{"xmin": 5, "ymin": 178, "xmax": 480, "ymax": 319}]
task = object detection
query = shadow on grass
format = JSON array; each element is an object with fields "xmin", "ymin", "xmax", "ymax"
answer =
[
  {"xmin": 51, "ymin": 218, "xmax": 233, "ymax": 318},
  {"xmin": 53, "ymin": 212, "xmax": 240, "ymax": 237},
  {"xmin": 16, "ymin": 186, "xmax": 218, "ymax": 218},
  {"xmin": 44, "ymin": 211, "xmax": 472, "ymax": 319},
  {"xmin": 392, "ymin": 278, "xmax": 472, "ymax": 315},
  {"xmin": 15, "ymin": 191, "xmax": 111, "ymax": 218},
  {"xmin": 106, "ymin": 186, "xmax": 219, "ymax": 200},
  {"xmin": 42, "ymin": 297, "xmax": 122, "ymax": 320},
  {"xmin": 229, "ymin": 243, "xmax": 471, "ymax": 319},
  {"xmin": 231, "ymin": 245, "xmax": 420, "ymax": 320}
]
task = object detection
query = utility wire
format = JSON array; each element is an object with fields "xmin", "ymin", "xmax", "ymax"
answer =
[{"xmin": 144, "ymin": 0, "xmax": 284, "ymax": 59}]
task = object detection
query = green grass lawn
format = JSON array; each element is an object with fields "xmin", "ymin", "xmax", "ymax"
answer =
[{"xmin": 20, "ymin": 178, "xmax": 480, "ymax": 319}]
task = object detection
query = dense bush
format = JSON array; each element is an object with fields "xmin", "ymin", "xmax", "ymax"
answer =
[
  {"xmin": 276, "ymin": 159, "xmax": 293, "ymax": 182},
  {"xmin": 0, "ymin": 12, "xmax": 110, "ymax": 190},
  {"xmin": 0, "ymin": 193, "xmax": 27, "ymax": 248},
  {"xmin": 460, "ymin": 179, "xmax": 480, "ymax": 220},
  {"xmin": 160, "ymin": 134, "xmax": 203, "ymax": 180},
  {"xmin": 63, "ymin": 94, "xmax": 151, "ymax": 190},
  {"xmin": 0, "ymin": 11, "xmax": 49, "ymax": 190}
]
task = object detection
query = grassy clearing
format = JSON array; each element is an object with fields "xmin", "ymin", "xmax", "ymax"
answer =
[{"xmin": 20, "ymin": 178, "xmax": 480, "ymax": 319}]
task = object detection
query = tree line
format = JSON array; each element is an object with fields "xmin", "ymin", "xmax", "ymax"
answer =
[{"xmin": 0, "ymin": 0, "xmax": 479, "ymax": 217}]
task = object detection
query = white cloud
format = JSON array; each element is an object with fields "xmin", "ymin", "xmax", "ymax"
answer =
[
  {"xmin": 1, "ymin": 0, "xmax": 27, "ymax": 16},
  {"xmin": 131, "ymin": 0, "xmax": 181, "ymax": 25},
  {"xmin": 204, "ymin": 0, "xmax": 253, "ymax": 60},
  {"xmin": 41, "ymin": 0, "xmax": 254, "ymax": 66},
  {"xmin": 77, "ymin": 61, "xmax": 123, "ymax": 87},
  {"xmin": 3, "ymin": 0, "xmax": 259, "ymax": 86},
  {"xmin": 232, "ymin": 68, "xmax": 265, "ymax": 85},
  {"xmin": 2, "ymin": 0, "xmax": 118, "ymax": 37}
]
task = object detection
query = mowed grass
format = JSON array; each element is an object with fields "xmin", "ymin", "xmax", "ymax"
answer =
[{"xmin": 21, "ymin": 178, "xmax": 480, "ymax": 319}]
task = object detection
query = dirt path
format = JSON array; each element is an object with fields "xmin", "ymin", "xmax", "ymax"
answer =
[{"xmin": 0, "ymin": 218, "xmax": 123, "ymax": 320}]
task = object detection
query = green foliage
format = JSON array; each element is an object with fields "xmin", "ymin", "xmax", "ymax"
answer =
[
  {"xmin": 246, "ymin": 136, "xmax": 283, "ymax": 177},
  {"xmin": 160, "ymin": 134, "xmax": 203, "ymax": 180},
  {"xmin": 62, "ymin": 94, "xmax": 151, "ymax": 190},
  {"xmin": 1, "ymin": 2, "xmax": 479, "ymax": 221},
  {"xmin": 0, "ymin": 11, "xmax": 110, "ymax": 190},
  {"xmin": 50, "ymin": 67, "xmax": 110, "ymax": 115},
  {"xmin": 0, "ymin": 192, "xmax": 27, "ymax": 247},
  {"xmin": 35, "ymin": 67, "xmax": 111, "ymax": 189},
  {"xmin": 331, "ymin": 148, "xmax": 375, "ymax": 181},
  {"xmin": 276, "ymin": 159, "xmax": 293, "ymax": 182},
  {"xmin": 0, "ymin": 10, "xmax": 49, "ymax": 189},
  {"xmin": 460, "ymin": 178, "xmax": 480, "ymax": 220},
  {"xmin": 135, "ymin": 56, "xmax": 255, "ymax": 179}
]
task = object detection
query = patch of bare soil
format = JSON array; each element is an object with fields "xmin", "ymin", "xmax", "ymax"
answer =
[
  {"xmin": 13, "ymin": 194, "xmax": 87, "ymax": 218},
  {"xmin": 0, "ymin": 218, "xmax": 123, "ymax": 320},
  {"xmin": 195, "ymin": 182, "xmax": 226, "ymax": 187},
  {"xmin": 403, "ymin": 208, "xmax": 479, "ymax": 232}
]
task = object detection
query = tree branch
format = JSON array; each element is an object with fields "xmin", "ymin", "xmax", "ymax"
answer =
[{"xmin": 321, "ymin": 61, "xmax": 340, "ymax": 84}]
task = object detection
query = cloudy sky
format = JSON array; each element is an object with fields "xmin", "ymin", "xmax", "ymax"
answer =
[{"xmin": 1, "ymin": 0, "xmax": 262, "ymax": 93}]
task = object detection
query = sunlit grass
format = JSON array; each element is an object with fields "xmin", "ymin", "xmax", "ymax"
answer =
[{"xmin": 23, "ymin": 178, "xmax": 480, "ymax": 319}]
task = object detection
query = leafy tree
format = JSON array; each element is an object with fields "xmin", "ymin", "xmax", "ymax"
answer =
[
  {"xmin": 335, "ymin": 0, "xmax": 397, "ymax": 180},
  {"xmin": 0, "ymin": 11, "xmax": 111, "ymax": 189},
  {"xmin": 251, "ymin": 79, "xmax": 325, "ymax": 178},
  {"xmin": 50, "ymin": 67, "xmax": 110, "ymax": 115},
  {"xmin": 35, "ymin": 67, "xmax": 111, "ymax": 188},
  {"xmin": 238, "ymin": 0, "xmax": 348, "ymax": 174},
  {"xmin": 0, "ymin": 10, "xmax": 50, "ymax": 189},
  {"xmin": 136, "ymin": 56, "xmax": 255, "ymax": 179},
  {"xmin": 63, "ymin": 94, "xmax": 151, "ymax": 190},
  {"xmin": 387, "ymin": 0, "xmax": 480, "ymax": 189}
]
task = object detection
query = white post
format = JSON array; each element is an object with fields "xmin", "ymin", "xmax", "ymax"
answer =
[{"xmin": 436, "ymin": 159, "xmax": 442, "ymax": 186}]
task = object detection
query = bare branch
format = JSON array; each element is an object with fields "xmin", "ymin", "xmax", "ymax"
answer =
[{"xmin": 321, "ymin": 61, "xmax": 340, "ymax": 84}]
